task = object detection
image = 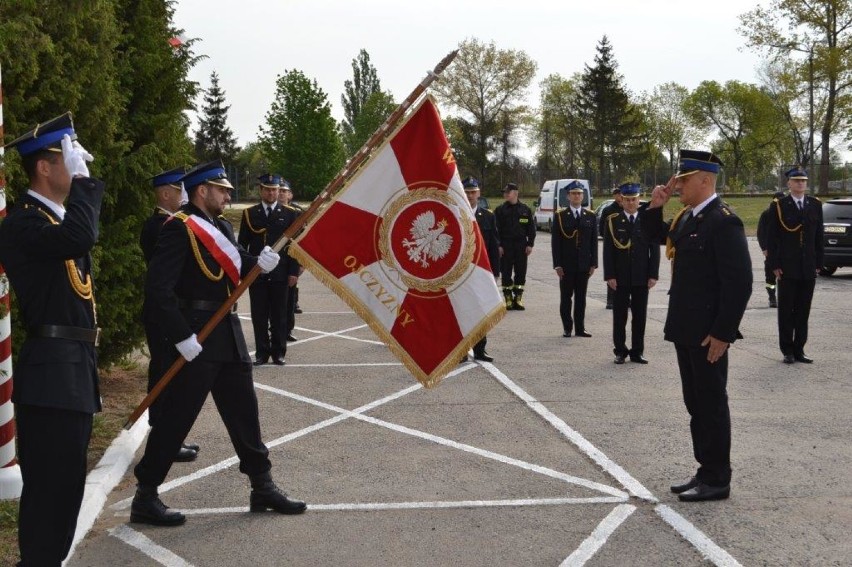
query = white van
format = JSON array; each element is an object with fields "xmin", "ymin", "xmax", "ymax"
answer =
[{"xmin": 533, "ymin": 179, "xmax": 592, "ymax": 231}]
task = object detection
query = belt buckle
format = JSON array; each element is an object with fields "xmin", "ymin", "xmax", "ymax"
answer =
[{"xmin": 95, "ymin": 327, "xmax": 101, "ymax": 347}]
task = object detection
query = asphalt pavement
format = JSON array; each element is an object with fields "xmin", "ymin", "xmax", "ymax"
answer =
[{"xmin": 68, "ymin": 232, "xmax": 852, "ymax": 566}]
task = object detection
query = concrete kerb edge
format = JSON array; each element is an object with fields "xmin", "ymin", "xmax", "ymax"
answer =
[{"xmin": 64, "ymin": 411, "xmax": 150, "ymax": 566}]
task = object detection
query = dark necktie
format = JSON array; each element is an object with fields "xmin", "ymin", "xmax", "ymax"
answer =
[
  {"xmin": 797, "ymin": 200, "xmax": 804, "ymax": 211},
  {"xmin": 574, "ymin": 210, "xmax": 580, "ymax": 220},
  {"xmin": 266, "ymin": 206, "xmax": 272, "ymax": 216}
]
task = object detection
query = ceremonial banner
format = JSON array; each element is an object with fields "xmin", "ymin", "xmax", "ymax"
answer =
[{"xmin": 289, "ymin": 96, "xmax": 505, "ymax": 387}]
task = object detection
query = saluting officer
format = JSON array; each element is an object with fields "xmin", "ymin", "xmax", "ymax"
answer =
[
  {"xmin": 463, "ymin": 176, "xmax": 500, "ymax": 362},
  {"xmin": 766, "ymin": 167, "xmax": 824, "ymax": 364},
  {"xmin": 756, "ymin": 191, "xmax": 785, "ymax": 308},
  {"xmin": 140, "ymin": 167, "xmax": 200, "ymax": 462},
  {"xmin": 238, "ymin": 174, "xmax": 300, "ymax": 365},
  {"xmin": 551, "ymin": 181, "xmax": 597, "ymax": 338},
  {"xmin": 642, "ymin": 149, "xmax": 752, "ymax": 502},
  {"xmin": 277, "ymin": 179, "xmax": 303, "ymax": 339},
  {"xmin": 0, "ymin": 113, "xmax": 102, "ymax": 565},
  {"xmin": 603, "ymin": 182, "xmax": 659, "ymax": 364},
  {"xmin": 494, "ymin": 182, "xmax": 535, "ymax": 310},
  {"xmin": 598, "ymin": 186, "xmax": 624, "ymax": 309},
  {"xmin": 133, "ymin": 160, "xmax": 306, "ymax": 526}
]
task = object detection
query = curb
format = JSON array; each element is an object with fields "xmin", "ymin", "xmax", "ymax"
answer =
[{"xmin": 64, "ymin": 411, "xmax": 150, "ymax": 565}]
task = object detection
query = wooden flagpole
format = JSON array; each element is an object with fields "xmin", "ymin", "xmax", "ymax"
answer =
[{"xmin": 124, "ymin": 49, "xmax": 458, "ymax": 429}]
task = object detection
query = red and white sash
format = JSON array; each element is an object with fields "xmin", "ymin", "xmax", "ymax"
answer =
[{"xmin": 184, "ymin": 214, "xmax": 242, "ymax": 285}]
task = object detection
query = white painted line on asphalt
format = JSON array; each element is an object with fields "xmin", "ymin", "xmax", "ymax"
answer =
[
  {"xmin": 560, "ymin": 504, "xmax": 636, "ymax": 566},
  {"xmin": 655, "ymin": 504, "xmax": 743, "ymax": 567},
  {"xmin": 109, "ymin": 525, "xmax": 194, "ymax": 567},
  {"xmin": 255, "ymin": 382, "xmax": 627, "ymax": 499},
  {"xmin": 112, "ymin": 367, "xmax": 474, "ymax": 510},
  {"xmin": 291, "ymin": 324, "xmax": 385, "ymax": 346},
  {"xmin": 114, "ymin": 496, "xmax": 628, "ymax": 518},
  {"xmin": 482, "ymin": 362, "xmax": 657, "ymax": 502}
]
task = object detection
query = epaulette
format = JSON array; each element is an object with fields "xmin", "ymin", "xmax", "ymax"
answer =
[
  {"xmin": 555, "ymin": 207, "xmax": 566, "ymax": 214},
  {"xmin": 583, "ymin": 208, "xmax": 594, "ymax": 216},
  {"xmin": 481, "ymin": 207, "xmax": 494, "ymax": 214},
  {"xmin": 810, "ymin": 195, "xmax": 821, "ymax": 203},
  {"xmin": 282, "ymin": 204, "xmax": 297, "ymax": 212},
  {"xmin": 719, "ymin": 204, "xmax": 733, "ymax": 216},
  {"xmin": 173, "ymin": 211, "xmax": 189, "ymax": 221},
  {"xmin": 606, "ymin": 211, "xmax": 620, "ymax": 220}
]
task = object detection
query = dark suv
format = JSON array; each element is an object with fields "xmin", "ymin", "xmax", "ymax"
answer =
[{"xmin": 821, "ymin": 197, "xmax": 852, "ymax": 275}]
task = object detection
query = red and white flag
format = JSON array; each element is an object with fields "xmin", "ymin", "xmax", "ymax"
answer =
[{"xmin": 289, "ymin": 96, "xmax": 505, "ymax": 387}]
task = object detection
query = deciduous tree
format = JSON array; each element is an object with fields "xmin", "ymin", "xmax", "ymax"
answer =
[
  {"xmin": 740, "ymin": 0, "xmax": 852, "ymax": 191},
  {"xmin": 432, "ymin": 38, "xmax": 537, "ymax": 185},
  {"xmin": 259, "ymin": 70, "xmax": 344, "ymax": 198}
]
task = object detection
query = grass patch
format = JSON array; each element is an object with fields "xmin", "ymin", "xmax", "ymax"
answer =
[{"xmin": 0, "ymin": 361, "xmax": 148, "ymax": 563}]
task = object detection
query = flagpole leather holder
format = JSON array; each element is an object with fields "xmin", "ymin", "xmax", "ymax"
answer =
[{"xmin": 124, "ymin": 49, "xmax": 459, "ymax": 429}]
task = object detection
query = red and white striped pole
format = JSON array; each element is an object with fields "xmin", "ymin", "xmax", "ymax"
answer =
[{"xmin": 0, "ymin": 62, "xmax": 23, "ymax": 499}]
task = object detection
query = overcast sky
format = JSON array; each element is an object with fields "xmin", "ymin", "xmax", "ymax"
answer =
[{"xmin": 172, "ymin": 0, "xmax": 769, "ymax": 147}]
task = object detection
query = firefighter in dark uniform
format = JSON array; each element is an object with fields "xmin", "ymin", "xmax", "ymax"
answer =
[
  {"xmin": 603, "ymin": 182, "xmax": 659, "ymax": 364},
  {"xmin": 277, "ymin": 179, "xmax": 303, "ymax": 339},
  {"xmin": 756, "ymin": 191, "xmax": 785, "ymax": 308},
  {"xmin": 462, "ymin": 176, "xmax": 499, "ymax": 361},
  {"xmin": 0, "ymin": 113, "xmax": 103, "ymax": 566},
  {"xmin": 139, "ymin": 167, "xmax": 199, "ymax": 463},
  {"xmin": 766, "ymin": 167, "xmax": 823, "ymax": 364},
  {"xmin": 551, "ymin": 181, "xmax": 597, "ymax": 337},
  {"xmin": 132, "ymin": 160, "xmax": 306, "ymax": 526},
  {"xmin": 238, "ymin": 174, "xmax": 299, "ymax": 365},
  {"xmin": 642, "ymin": 149, "xmax": 752, "ymax": 502},
  {"xmin": 598, "ymin": 186, "xmax": 624, "ymax": 309},
  {"xmin": 494, "ymin": 182, "xmax": 535, "ymax": 309}
]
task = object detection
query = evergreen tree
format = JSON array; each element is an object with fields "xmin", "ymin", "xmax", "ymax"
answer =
[
  {"xmin": 194, "ymin": 71, "xmax": 240, "ymax": 162},
  {"xmin": 575, "ymin": 36, "xmax": 646, "ymax": 189},
  {"xmin": 0, "ymin": 0, "xmax": 200, "ymax": 366},
  {"xmin": 259, "ymin": 69, "xmax": 344, "ymax": 198}
]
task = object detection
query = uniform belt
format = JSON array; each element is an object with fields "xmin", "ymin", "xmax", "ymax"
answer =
[
  {"xmin": 29, "ymin": 324, "xmax": 100, "ymax": 345},
  {"xmin": 177, "ymin": 299, "xmax": 238, "ymax": 313}
]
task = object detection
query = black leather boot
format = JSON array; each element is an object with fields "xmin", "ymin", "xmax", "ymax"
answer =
[
  {"xmin": 130, "ymin": 485, "xmax": 186, "ymax": 526},
  {"xmin": 768, "ymin": 288, "xmax": 777, "ymax": 308},
  {"xmin": 249, "ymin": 472, "xmax": 306, "ymax": 514}
]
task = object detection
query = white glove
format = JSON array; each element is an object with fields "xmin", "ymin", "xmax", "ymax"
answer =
[
  {"xmin": 257, "ymin": 246, "xmax": 280, "ymax": 273},
  {"xmin": 61, "ymin": 134, "xmax": 94, "ymax": 178},
  {"xmin": 175, "ymin": 333, "xmax": 203, "ymax": 362}
]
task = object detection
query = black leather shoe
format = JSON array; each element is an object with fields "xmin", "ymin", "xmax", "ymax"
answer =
[
  {"xmin": 174, "ymin": 446, "xmax": 197, "ymax": 462},
  {"xmin": 769, "ymin": 298, "xmax": 777, "ymax": 308},
  {"xmin": 130, "ymin": 486, "xmax": 186, "ymax": 526},
  {"xmin": 287, "ymin": 334, "xmax": 298, "ymax": 342},
  {"xmin": 473, "ymin": 351, "xmax": 494, "ymax": 362},
  {"xmin": 294, "ymin": 305, "xmax": 303, "ymax": 314},
  {"xmin": 614, "ymin": 355, "xmax": 626, "ymax": 364},
  {"xmin": 250, "ymin": 474, "xmax": 306, "ymax": 514},
  {"xmin": 183, "ymin": 442, "xmax": 200, "ymax": 452},
  {"xmin": 562, "ymin": 331, "xmax": 571, "ymax": 337},
  {"xmin": 794, "ymin": 354, "xmax": 813, "ymax": 363},
  {"xmin": 629, "ymin": 355, "xmax": 648, "ymax": 364},
  {"xmin": 576, "ymin": 331, "xmax": 592, "ymax": 338},
  {"xmin": 272, "ymin": 357, "xmax": 286, "ymax": 366},
  {"xmin": 605, "ymin": 303, "xmax": 613, "ymax": 310},
  {"xmin": 254, "ymin": 358, "xmax": 269, "ymax": 366},
  {"xmin": 670, "ymin": 476, "xmax": 698, "ymax": 494},
  {"xmin": 678, "ymin": 482, "xmax": 730, "ymax": 502},
  {"xmin": 459, "ymin": 355, "xmax": 469, "ymax": 364},
  {"xmin": 783, "ymin": 354, "xmax": 795, "ymax": 364}
]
